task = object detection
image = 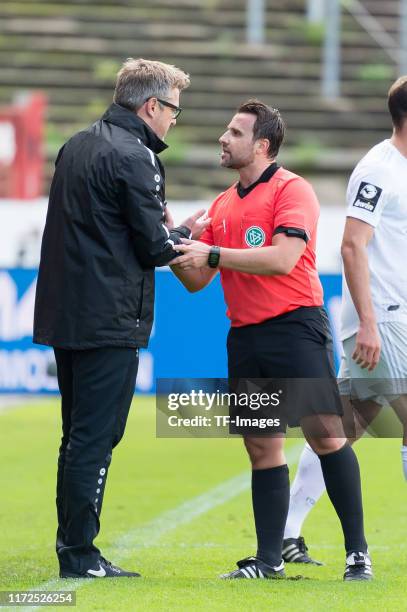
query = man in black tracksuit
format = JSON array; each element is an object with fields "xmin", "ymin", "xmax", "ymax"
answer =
[{"xmin": 33, "ymin": 58, "xmax": 205, "ymax": 579}]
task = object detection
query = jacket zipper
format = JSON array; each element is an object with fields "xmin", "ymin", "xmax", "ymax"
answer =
[{"xmin": 136, "ymin": 277, "xmax": 144, "ymax": 328}]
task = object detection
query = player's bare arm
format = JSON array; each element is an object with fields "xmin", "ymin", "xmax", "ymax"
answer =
[
  {"xmin": 341, "ymin": 216, "xmax": 381, "ymax": 371},
  {"xmin": 172, "ymin": 233, "xmax": 305, "ymax": 276}
]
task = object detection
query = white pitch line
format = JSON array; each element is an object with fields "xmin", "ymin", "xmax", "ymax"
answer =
[
  {"xmin": 0, "ymin": 395, "xmax": 54, "ymax": 414},
  {"xmin": 111, "ymin": 444, "xmax": 301, "ymax": 554},
  {"xmin": 11, "ymin": 444, "xmax": 303, "ymax": 612}
]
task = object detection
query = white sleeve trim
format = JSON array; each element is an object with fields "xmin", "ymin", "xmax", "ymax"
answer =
[{"xmin": 345, "ymin": 210, "xmax": 379, "ymax": 228}]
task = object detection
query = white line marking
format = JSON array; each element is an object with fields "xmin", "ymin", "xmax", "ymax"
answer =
[
  {"xmin": 0, "ymin": 395, "xmax": 47, "ymax": 413},
  {"xmin": 11, "ymin": 444, "xmax": 302, "ymax": 611}
]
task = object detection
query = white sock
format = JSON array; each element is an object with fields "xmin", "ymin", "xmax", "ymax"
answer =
[
  {"xmin": 284, "ymin": 443, "xmax": 326, "ymax": 539},
  {"xmin": 401, "ymin": 446, "xmax": 407, "ymax": 482}
]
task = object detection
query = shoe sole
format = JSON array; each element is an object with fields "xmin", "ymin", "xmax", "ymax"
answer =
[
  {"xmin": 344, "ymin": 575, "xmax": 373, "ymax": 581},
  {"xmin": 60, "ymin": 573, "xmax": 141, "ymax": 579},
  {"xmin": 286, "ymin": 560, "xmax": 323, "ymax": 566},
  {"xmin": 220, "ymin": 572, "xmax": 286, "ymax": 580},
  {"xmin": 59, "ymin": 574, "xmax": 91, "ymax": 579}
]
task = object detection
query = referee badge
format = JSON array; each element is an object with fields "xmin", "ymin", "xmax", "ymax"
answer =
[
  {"xmin": 245, "ymin": 226, "xmax": 266, "ymax": 248},
  {"xmin": 352, "ymin": 182, "xmax": 382, "ymax": 213}
]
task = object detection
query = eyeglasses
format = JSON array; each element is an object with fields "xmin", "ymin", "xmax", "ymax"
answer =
[{"xmin": 156, "ymin": 98, "xmax": 182, "ymax": 119}]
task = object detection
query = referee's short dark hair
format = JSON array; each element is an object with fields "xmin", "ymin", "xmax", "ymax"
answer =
[
  {"xmin": 237, "ymin": 99, "xmax": 285, "ymax": 158},
  {"xmin": 388, "ymin": 76, "xmax": 407, "ymax": 130}
]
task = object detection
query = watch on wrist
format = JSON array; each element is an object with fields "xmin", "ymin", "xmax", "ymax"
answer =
[{"xmin": 208, "ymin": 245, "xmax": 221, "ymax": 268}]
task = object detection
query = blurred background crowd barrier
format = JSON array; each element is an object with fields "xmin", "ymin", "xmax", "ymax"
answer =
[
  {"xmin": 0, "ymin": 0, "xmax": 402, "ymax": 393},
  {"xmin": 0, "ymin": 267, "xmax": 341, "ymax": 393}
]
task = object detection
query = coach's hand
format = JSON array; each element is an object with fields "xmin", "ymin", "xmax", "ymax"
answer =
[
  {"xmin": 352, "ymin": 321, "xmax": 381, "ymax": 371},
  {"xmin": 180, "ymin": 209, "xmax": 211, "ymax": 240},
  {"xmin": 172, "ymin": 239, "xmax": 211, "ymax": 270}
]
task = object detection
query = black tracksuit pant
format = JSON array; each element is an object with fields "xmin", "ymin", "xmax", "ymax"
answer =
[{"xmin": 53, "ymin": 347, "xmax": 139, "ymax": 574}]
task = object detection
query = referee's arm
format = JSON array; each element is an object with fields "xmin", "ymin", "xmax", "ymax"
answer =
[
  {"xmin": 216, "ymin": 233, "xmax": 305, "ymax": 275},
  {"xmin": 171, "ymin": 261, "xmax": 218, "ymax": 292},
  {"xmin": 172, "ymin": 233, "xmax": 306, "ymax": 276},
  {"xmin": 171, "ymin": 213, "xmax": 218, "ymax": 292}
]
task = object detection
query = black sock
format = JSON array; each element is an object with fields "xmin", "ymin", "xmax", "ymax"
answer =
[
  {"xmin": 318, "ymin": 443, "xmax": 367, "ymax": 554},
  {"xmin": 251, "ymin": 464, "xmax": 289, "ymax": 567}
]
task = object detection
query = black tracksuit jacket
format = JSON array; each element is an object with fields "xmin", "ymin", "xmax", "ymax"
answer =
[{"xmin": 33, "ymin": 103, "xmax": 188, "ymax": 349}]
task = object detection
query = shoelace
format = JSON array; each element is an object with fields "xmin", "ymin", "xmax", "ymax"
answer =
[
  {"xmin": 100, "ymin": 556, "xmax": 114, "ymax": 568},
  {"xmin": 350, "ymin": 553, "xmax": 366, "ymax": 566},
  {"xmin": 297, "ymin": 537, "xmax": 308, "ymax": 555}
]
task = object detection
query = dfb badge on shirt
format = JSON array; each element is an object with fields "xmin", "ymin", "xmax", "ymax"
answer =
[{"xmin": 352, "ymin": 182, "xmax": 382, "ymax": 213}]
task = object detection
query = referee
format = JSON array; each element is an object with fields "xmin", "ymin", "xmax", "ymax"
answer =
[{"xmin": 172, "ymin": 100, "xmax": 371, "ymax": 581}]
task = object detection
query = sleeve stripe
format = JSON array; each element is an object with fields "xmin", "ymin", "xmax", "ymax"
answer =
[
  {"xmin": 162, "ymin": 224, "xmax": 170, "ymax": 237},
  {"xmin": 137, "ymin": 138, "xmax": 157, "ymax": 168}
]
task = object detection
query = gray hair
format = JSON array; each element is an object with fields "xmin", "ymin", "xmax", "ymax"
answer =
[{"xmin": 113, "ymin": 58, "xmax": 190, "ymax": 111}]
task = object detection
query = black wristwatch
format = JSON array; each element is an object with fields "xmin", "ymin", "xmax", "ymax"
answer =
[{"xmin": 208, "ymin": 246, "xmax": 221, "ymax": 268}]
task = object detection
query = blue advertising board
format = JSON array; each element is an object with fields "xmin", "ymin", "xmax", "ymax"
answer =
[{"xmin": 0, "ymin": 268, "xmax": 342, "ymax": 393}]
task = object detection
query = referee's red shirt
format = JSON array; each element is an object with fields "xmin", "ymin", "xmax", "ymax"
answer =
[{"xmin": 199, "ymin": 165, "xmax": 324, "ymax": 327}]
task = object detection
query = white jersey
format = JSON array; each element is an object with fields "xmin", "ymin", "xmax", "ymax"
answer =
[{"xmin": 341, "ymin": 139, "xmax": 407, "ymax": 340}]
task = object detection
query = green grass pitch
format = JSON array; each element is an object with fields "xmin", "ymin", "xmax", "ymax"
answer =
[{"xmin": 0, "ymin": 397, "xmax": 405, "ymax": 611}]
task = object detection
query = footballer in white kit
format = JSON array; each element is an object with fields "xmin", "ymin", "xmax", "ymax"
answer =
[
  {"xmin": 281, "ymin": 77, "xmax": 407, "ymax": 568},
  {"xmin": 340, "ymin": 136, "xmax": 407, "ymax": 405}
]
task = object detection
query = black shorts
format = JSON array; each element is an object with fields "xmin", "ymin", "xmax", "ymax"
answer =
[{"xmin": 227, "ymin": 306, "xmax": 343, "ymax": 429}]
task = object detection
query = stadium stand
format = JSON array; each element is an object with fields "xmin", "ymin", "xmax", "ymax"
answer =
[{"xmin": 0, "ymin": 0, "xmax": 398, "ymax": 198}]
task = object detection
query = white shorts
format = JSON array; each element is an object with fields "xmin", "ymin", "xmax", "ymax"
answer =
[{"xmin": 338, "ymin": 322, "xmax": 407, "ymax": 403}]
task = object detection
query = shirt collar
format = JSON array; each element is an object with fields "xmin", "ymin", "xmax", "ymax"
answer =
[
  {"xmin": 101, "ymin": 103, "xmax": 168, "ymax": 154},
  {"xmin": 236, "ymin": 162, "xmax": 280, "ymax": 198}
]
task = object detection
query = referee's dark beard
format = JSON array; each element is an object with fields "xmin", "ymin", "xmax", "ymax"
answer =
[{"xmin": 221, "ymin": 150, "xmax": 255, "ymax": 169}]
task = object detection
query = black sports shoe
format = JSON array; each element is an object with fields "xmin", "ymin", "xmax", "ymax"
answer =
[
  {"xmin": 344, "ymin": 552, "xmax": 373, "ymax": 581},
  {"xmin": 220, "ymin": 556, "xmax": 285, "ymax": 579},
  {"xmin": 282, "ymin": 536, "xmax": 323, "ymax": 566},
  {"xmin": 60, "ymin": 557, "xmax": 141, "ymax": 579}
]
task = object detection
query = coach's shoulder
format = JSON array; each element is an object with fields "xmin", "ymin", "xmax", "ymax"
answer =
[{"xmin": 115, "ymin": 147, "xmax": 162, "ymax": 193}]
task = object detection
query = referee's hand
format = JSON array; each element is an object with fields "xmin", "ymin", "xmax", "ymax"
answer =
[
  {"xmin": 180, "ymin": 209, "xmax": 211, "ymax": 240},
  {"xmin": 352, "ymin": 322, "xmax": 381, "ymax": 371},
  {"xmin": 172, "ymin": 239, "xmax": 211, "ymax": 270}
]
